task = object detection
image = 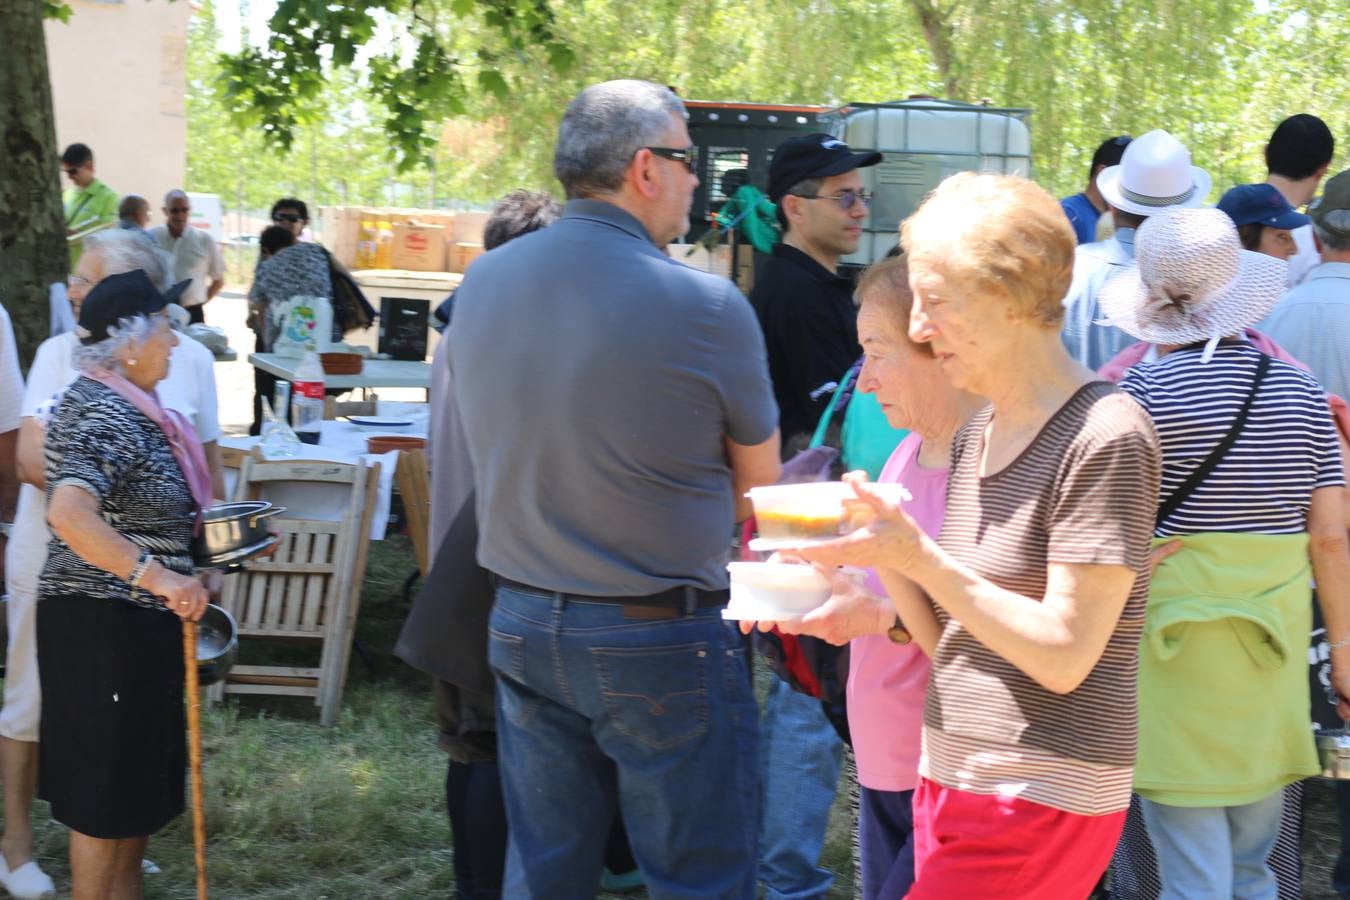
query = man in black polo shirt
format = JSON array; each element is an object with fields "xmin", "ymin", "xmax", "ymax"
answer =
[
  {"xmin": 751, "ymin": 133, "xmax": 881, "ymax": 457},
  {"xmin": 749, "ymin": 133, "xmax": 879, "ymax": 900}
]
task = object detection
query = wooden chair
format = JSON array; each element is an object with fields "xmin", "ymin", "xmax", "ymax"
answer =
[
  {"xmin": 395, "ymin": 448, "xmax": 431, "ymax": 577},
  {"xmin": 208, "ymin": 457, "xmax": 380, "ymax": 725},
  {"xmin": 218, "ymin": 444, "xmax": 257, "ymax": 472}
]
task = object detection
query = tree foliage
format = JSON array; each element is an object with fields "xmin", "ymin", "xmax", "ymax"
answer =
[
  {"xmin": 197, "ymin": 0, "xmax": 1349, "ymax": 206},
  {"xmin": 217, "ymin": 0, "xmax": 573, "ymax": 170}
]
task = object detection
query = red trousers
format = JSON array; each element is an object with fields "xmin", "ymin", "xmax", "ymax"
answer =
[{"xmin": 906, "ymin": 777, "xmax": 1125, "ymax": 899}]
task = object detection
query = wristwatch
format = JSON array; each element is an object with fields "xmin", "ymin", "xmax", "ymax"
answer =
[{"xmin": 886, "ymin": 616, "xmax": 911, "ymax": 645}]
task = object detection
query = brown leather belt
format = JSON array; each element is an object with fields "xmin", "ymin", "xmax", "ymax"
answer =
[{"xmin": 494, "ymin": 576, "xmax": 729, "ymax": 620}]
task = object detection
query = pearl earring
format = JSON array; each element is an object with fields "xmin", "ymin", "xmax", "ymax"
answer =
[{"xmin": 127, "ymin": 358, "xmax": 138, "ymax": 367}]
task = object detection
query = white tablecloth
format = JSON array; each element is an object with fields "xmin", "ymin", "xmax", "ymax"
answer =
[{"xmin": 220, "ymin": 402, "xmax": 429, "ymax": 540}]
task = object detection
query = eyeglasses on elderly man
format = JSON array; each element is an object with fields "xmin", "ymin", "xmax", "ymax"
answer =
[{"xmin": 643, "ymin": 146, "xmax": 699, "ymax": 172}]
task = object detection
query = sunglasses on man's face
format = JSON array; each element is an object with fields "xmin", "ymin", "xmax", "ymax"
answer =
[
  {"xmin": 790, "ymin": 189, "xmax": 873, "ymax": 212},
  {"xmin": 273, "ymin": 214, "xmax": 303, "ymax": 224},
  {"xmin": 644, "ymin": 146, "xmax": 699, "ymax": 173}
]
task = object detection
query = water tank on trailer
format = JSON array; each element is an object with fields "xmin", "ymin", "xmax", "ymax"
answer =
[{"xmin": 828, "ymin": 98, "xmax": 1032, "ymax": 266}]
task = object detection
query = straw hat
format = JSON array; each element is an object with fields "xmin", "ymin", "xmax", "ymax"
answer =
[
  {"xmin": 1097, "ymin": 207, "xmax": 1287, "ymax": 348},
  {"xmin": 1096, "ymin": 130, "xmax": 1212, "ymax": 217}
]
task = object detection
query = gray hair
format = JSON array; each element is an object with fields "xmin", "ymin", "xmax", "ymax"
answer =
[
  {"xmin": 83, "ymin": 228, "xmax": 174, "ymax": 290},
  {"xmin": 553, "ymin": 80, "xmax": 686, "ymax": 200},
  {"xmin": 72, "ymin": 313, "xmax": 161, "ymax": 372},
  {"xmin": 118, "ymin": 194, "xmax": 148, "ymax": 220},
  {"xmin": 1314, "ymin": 211, "xmax": 1350, "ymax": 252}
]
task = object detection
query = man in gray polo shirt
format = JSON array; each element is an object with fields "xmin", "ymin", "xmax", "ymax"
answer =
[{"xmin": 449, "ymin": 79, "xmax": 781, "ymax": 898}]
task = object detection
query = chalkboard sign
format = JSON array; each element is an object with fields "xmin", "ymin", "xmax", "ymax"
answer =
[{"xmin": 378, "ymin": 297, "xmax": 430, "ymax": 360}]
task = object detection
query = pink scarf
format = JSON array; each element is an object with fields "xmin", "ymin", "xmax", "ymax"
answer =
[{"xmin": 82, "ymin": 366, "xmax": 215, "ymax": 534}]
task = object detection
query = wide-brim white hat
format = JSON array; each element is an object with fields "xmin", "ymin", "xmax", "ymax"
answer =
[
  {"xmin": 1096, "ymin": 129, "xmax": 1212, "ymax": 217},
  {"xmin": 1097, "ymin": 207, "xmax": 1287, "ymax": 347}
]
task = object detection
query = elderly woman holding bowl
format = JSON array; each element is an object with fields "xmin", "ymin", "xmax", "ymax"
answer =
[
  {"xmin": 776, "ymin": 173, "xmax": 1162, "ymax": 898},
  {"xmin": 757, "ymin": 253, "xmax": 984, "ymax": 898},
  {"xmin": 37, "ymin": 270, "xmax": 213, "ymax": 898}
]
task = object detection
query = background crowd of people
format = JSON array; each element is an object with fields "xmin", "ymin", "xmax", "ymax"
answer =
[
  {"xmin": 416, "ymin": 81, "xmax": 1350, "ymax": 900},
  {"xmin": 0, "ymin": 76, "xmax": 1347, "ymax": 900}
]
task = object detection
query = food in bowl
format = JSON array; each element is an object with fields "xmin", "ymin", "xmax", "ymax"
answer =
[
  {"xmin": 748, "ymin": 482, "xmax": 911, "ymax": 541},
  {"xmin": 757, "ymin": 510, "xmax": 844, "ymax": 539}
]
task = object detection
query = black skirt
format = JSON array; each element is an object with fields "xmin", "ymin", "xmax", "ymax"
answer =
[{"xmin": 36, "ymin": 592, "xmax": 185, "ymax": 839}]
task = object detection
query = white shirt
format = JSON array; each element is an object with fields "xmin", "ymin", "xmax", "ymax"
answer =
[
  {"xmin": 1286, "ymin": 224, "xmax": 1320, "ymax": 288},
  {"xmin": 150, "ymin": 225, "xmax": 225, "ymax": 308},
  {"xmin": 1060, "ymin": 228, "xmax": 1138, "ymax": 371},
  {"xmin": 1261, "ymin": 261, "xmax": 1350, "ymax": 400},
  {"xmin": 0, "ymin": 305, "xmax": 24, "ymax": 433}
]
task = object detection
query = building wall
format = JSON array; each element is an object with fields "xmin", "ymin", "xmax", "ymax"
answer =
[{"xmin": 44, "ymin": 0, "xmax": 190, "ymax": 219}]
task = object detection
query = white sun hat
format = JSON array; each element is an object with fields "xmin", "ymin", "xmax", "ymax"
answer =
[
  {"xmin": 1096, "ymin": 207, "xmax": 1287, "ymax": 358},
  {"xmin": 1095, "ymin": 130, "xmax": 1212, "ymax": 217}
]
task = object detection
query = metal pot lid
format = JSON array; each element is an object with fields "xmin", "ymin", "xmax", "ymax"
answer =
[{"xmin": 201, "ymin": 500, "xmax": 275, "ymax": 522}]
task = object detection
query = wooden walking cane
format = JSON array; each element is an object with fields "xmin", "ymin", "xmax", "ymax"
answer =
[{"xmin": 183, "ymin": 620, "xmax": 208, "ymax": 900}]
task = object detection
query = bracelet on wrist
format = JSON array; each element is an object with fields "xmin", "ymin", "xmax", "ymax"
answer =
[{"xmin": 128, "ymin": 550, "xmax": 153, "ymax": 587}]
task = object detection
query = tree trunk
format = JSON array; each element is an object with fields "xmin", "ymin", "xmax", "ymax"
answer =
[
  {"xmin": 0, "ymin": 1, "xmax": 67, "ymax": 369},
  {"xmin": 907, "ymin": 0, "xmax": 964, "ymax": 100}
]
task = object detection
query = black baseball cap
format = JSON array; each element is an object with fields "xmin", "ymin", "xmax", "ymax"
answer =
[
  {"xmin": 78, "ymin": 269, "xmax": 189, "ymax": 344},
  {"xmin": 768, "ymin": 133, "xmax": 882, "ymax": 202}
]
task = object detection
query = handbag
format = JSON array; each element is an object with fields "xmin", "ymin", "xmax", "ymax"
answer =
[{"xmin": 324, "ymin": 249, "xmax": 378, "ymax": 334}]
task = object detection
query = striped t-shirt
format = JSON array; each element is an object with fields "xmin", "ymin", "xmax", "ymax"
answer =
[
  {"xmin": 1118, "ymin": 341, "xmax": 1344, "ymax": 537},
  {"xmin": 920, "ymin": 381, "xmax": 1161, "ymax": 816}
]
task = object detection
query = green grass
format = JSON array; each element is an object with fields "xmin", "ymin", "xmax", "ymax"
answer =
[{"xmin": 9, "ymin": 534, "xmax": 866, "ymax": 898}]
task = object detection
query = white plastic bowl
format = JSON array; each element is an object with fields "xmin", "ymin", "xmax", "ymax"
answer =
[{"xmin": 724, "ymin": 561, "xmax": 832, "ymax": 620}]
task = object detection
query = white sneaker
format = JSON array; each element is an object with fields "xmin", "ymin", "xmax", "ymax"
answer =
[{"xmin": 0, "ymin": 852, "xmax": 55, "ymax": 900}]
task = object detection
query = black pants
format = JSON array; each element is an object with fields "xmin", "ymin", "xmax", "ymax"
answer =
[
  {"xmin": 251, "ymin": 332, "xmax": 278, "ymax": 436},
  {"xmin": 187, "ymin": 303, "xmax": 206, "ymax": 325}
]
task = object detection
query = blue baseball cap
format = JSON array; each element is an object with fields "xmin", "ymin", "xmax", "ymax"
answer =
[{"xmin": 1216, "ymin": 183, "xmax": 1310, "ymax": 230}]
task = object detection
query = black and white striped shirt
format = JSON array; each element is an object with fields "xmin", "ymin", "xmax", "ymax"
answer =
[{"xmin": 1119, "ymin": 341, "xmax": 1343, "ymax": 537}]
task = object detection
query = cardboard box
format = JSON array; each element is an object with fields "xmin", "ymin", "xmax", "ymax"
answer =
[
  {"xmin": 391, "ymin": 223, "xmax": 447, "ymax": 271},
  {"xmin": 448, "ymin": 241, "xmax": 485, "ymax": 274},
  {"xmin": 735, "ymin": 244, "xmax": 756, "ymax": 295},
  {"xmin": 452, "ymin": 211, "xmax": 489, "ymax": 244}
]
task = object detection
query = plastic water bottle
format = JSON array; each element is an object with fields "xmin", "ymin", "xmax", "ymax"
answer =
[{"xmin": 291, "ymin": 351, "xmax": 325, "ymax": 445}]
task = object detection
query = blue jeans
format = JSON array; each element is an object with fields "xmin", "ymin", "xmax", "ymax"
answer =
[
  {"xmin": 1139, "ymin": 790, "xmax": 1284, "ymax": 900},
  {"xmin": 758, "ymin": 678, "xmax": 843, "ymax": 899},
  {"xmin": 488, "ymin": 586, "xmax": 759, "ymax": 899}
]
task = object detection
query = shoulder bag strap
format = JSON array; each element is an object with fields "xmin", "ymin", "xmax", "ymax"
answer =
[
  {"xmin": 1154, "ymin": 353, "xmax": 1273, "ymax": 529},
  {"xmin": 65, "ymin": 191, "xmax": 94, "ymax": 227},
  {"xmin": 808, "ymin": 362, "xmax": 860, "ymax": 450}
]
